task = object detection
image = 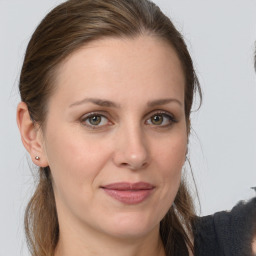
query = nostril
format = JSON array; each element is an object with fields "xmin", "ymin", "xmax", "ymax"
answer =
[
  {"xmin": 120, "ymin": 162, "xmax": 129, "ymax": 167},
  {"xmin": 119, "ymin": 160, "xmax": 148, "ymax": 170},
  {"xmin": 142, "ymin": 162, "xmax": 148, "ymax": 168}
]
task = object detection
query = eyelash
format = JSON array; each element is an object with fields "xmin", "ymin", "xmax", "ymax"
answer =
[
  {"xmin": 80, "ymin": 111, "xmax": 177, "ymax": 129},
  {"xmin": 145, "ymin": 111, "xmax": 177, "ymax": 127},
  {"xmin": 80, "ymin": 112, "xmax": 112, "ymax": 129}
]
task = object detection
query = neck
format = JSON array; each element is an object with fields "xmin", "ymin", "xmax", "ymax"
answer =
[{"xmin": 54, "ymin": 223, "xmax": 165, "ymax": 256}]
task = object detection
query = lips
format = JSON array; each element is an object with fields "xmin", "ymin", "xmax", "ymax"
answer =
[{"xmin": 101, "ymin": 182, "xmax": 155, "ymax": 204}]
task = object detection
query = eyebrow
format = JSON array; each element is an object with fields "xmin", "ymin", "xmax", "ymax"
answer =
[
  {"xmin": 147, "ymin": 98, "xmax": 182, "ymax": 107},
  {"xmin": 69, "ymin": 98, "xmax": 120, "ymax": 108},
  {"xmin": 69, "ymin": 97, "xmax": 182, "ymax": 108}
]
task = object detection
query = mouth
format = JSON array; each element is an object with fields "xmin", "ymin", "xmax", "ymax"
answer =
[{"xmin": 100, "ymin": 182, "xmax": 155, "ymax": 204}]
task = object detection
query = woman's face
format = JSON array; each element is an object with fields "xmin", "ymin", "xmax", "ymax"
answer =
[{"xmin": 40, "ymin": 36, "xmax": 187, "ymax": 239}]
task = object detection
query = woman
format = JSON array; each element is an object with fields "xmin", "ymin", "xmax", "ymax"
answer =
[{"xmin": 16, "ymin": 0, "xmax": 255, "ymax": 255}]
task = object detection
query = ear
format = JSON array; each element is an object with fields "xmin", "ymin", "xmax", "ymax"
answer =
[{"xmin": 16, "ymin": 102, "xmax": 49, "ymax": 167}]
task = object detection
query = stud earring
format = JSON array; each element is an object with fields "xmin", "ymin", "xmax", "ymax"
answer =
[{"xmin": 35, "ymin": 156, "xmax": 40, "ymax": 160}]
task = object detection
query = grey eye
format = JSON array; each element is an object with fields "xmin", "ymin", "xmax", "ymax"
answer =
[
  {"xmin": 82, "ymin": 114, "xmax": 109, "ymax": 127},
  {"xmin": 88, "ymin": 115, "xmax": 102, "ymax": 125}
]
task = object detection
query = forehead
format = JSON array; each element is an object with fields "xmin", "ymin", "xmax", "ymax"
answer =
[{"xmin": 51, "ymin": 36, "xmax": 185, "ymax": 107}]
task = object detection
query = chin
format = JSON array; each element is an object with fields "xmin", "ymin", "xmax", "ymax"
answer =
[{"xmin": 99, "ymin": 212, "xmax": 160, "ymax": 239}]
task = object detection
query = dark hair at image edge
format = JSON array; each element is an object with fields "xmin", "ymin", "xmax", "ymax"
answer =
[
  {"xmin": 254, "ymin": 44, "xmax": 256, "ymax": 71},
  {"xmin": 19, "ymin": 0, "xmax": 202, "ymax": 255}
]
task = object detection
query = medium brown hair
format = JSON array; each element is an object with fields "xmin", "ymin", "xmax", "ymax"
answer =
[{"xmin": 19, "ymin": 0, "xmax": 202, "ymax": 255}]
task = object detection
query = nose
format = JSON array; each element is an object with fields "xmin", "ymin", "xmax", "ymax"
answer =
[{"xmin": 112, "ymin": 125, "xmax": 150, "ymax": 170}]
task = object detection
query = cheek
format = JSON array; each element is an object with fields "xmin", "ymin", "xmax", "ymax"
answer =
[
  {"xmin": 42, "ymin": 126, "xmax": 114, "ymax": 219},
  {"xmin": 43, "ymin": 126, "xmax": 112, "ymax": 195},
  {"xmin": 144, "ymin": 132, "xmax": 187, "ymax": 223},
  {"xmin": 154, "ymin": 133, "xmax": 187, "ymax": 173},
  {"xmin": 152, "ymin": 131, "xmax": 187, "ymax": 197}
]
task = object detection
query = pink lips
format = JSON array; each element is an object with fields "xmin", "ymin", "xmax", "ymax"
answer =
[{"xmin": 101, "ymin": 182, "xmax": 155, "ymax": 204}]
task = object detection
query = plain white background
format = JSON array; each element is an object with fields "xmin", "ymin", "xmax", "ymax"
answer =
[{"xmin": 1, "ymin": 0, "xmax": 256, "ymax": 255}]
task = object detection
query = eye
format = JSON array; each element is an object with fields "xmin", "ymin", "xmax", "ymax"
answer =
[
  {"xmin": 146, "ymin": 112, "xmax": 176, "ymax": 127},
  {"xmin": 81, "ymin": 113, "xmax": 111, "ymax": 128},
  {"xmin": 151, "ymin": 115, "xmax": 164, "ymax": 125}
]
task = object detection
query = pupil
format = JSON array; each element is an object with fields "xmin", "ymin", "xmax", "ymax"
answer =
[
  {"xmin": 152, "ymin": 115, "xmax": 163, "ymax": 125},
  {"xmin": 90, "ymin": 116, "xmax": 101, "ymax": 125}
]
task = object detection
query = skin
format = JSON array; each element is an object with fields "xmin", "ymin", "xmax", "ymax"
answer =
[
  {"xmin": 17, "ymin": 36, "xmax": 188, "ymax": 256},
  {"xmin": 253, "ymin": 235, "xmax": 256, "ymax": 255}
]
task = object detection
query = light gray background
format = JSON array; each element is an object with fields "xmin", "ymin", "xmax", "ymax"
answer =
[{"xmin": 1, "ymin": 0, "xmax": 256, "ymax": 255}]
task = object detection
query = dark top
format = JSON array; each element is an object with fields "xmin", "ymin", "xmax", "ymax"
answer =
[{"xmin": 193, "ymin": 197, "xmax": 256, "ymax": 256}]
